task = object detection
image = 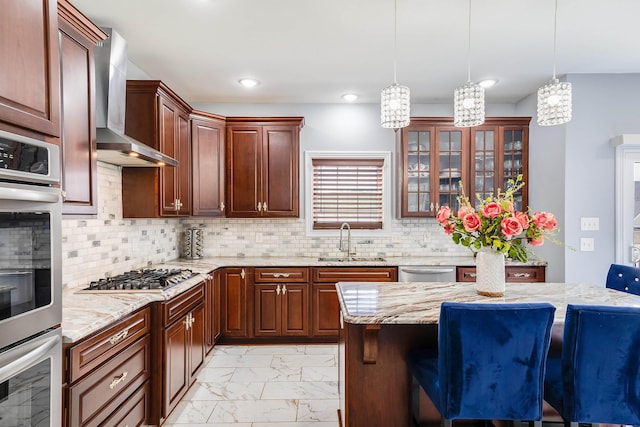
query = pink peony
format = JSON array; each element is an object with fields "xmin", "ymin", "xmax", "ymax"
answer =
[
  {"xmin": 436, "ymin": 205, "xmax": 452, "ymax": 224},
  {"xmin": 501, "ymin": 216, "xmax": 524, "ymax": 238},
  {"xmin": 529, "ymin": 236, "xmax": 544, "ymax": 246},
  {"xmin": 457, "ymin": 205, "xmax": 475, "ymax": 219},
  {"xmin": 514, "ymin": 211, "xmax": 530, "ymax": 230},
  {"xmin": 463, "ymin": 213, "xmax": 481, "ymax": 232},
  {"xmin": 443, "ymin": 222, "xmax": 456, "ymax": 235},
  {"xmin": 481, "ymin": 202, "xmax": 502, "ymax": 219},
  {"xmin": 532, "ymin": 212, "xmax": 557, "ymax": 231}
]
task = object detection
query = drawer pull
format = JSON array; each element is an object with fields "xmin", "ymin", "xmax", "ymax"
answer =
[
  {"xmin": 241, "ymin": 268, "xmax": 245, "ymax": 279},
  {"xmin": 282, "ymin": 284, "xmax": 287, "ymax": 295},
  {"xmin": 513, "ymin": 272, "xmax": 532, "ymax": 278},
  {"xmin": 109, "ymin": 329, "xmax": 129, "ymax": 346},
  {"xmin": 276, "ymin": 284, "xmax": 281, "ymax": 295},
  {"xmin": 109, "ymin": 371, "xmax": 128, "ymax": 390},
  {"xmin": 467, "ymin": 272, "xmax": 477, "ymax": 278},
  {"xmin": 273, "ymin": 272, "xmax": 290, "ymax": 278}
]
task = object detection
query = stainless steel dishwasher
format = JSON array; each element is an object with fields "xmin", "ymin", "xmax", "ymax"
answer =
[{"xmin": 397, "ymin": 265, "xmax": 457, "ymax": 282}]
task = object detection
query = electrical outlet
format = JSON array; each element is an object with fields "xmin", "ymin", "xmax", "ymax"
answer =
[
  {"xmin": 580, "ymin": 217, "xmax": 600, "ymax": 231},
  {"xmin": 580, "ymin": 237, "xmax": 595, "ymax": 251}
]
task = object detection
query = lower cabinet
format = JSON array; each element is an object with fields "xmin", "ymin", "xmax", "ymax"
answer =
[
  {"xmin": 64, "ymin": 307, "xmax": 151, "ymax": 427},
  {"xmin": 456, "ymin": 265, "xmax": 546, "ymax": 282},
  {"xmin": 220, "ymin": 267, "xmax": 252, "ymax": 338},
  {"xmin": 311, "ymin": 267, "xmax": 398, "ymax": 338},
  {"xmin": 254, "ymin": 267, "xmax": 309, "ymax": 337},
  {"xmin": 151, "ymin": 282, "xmax": 206, "ymax": 424},
  {"xmin": 204, "ymin": 271, "xmax": 221, "ymax": 354}
]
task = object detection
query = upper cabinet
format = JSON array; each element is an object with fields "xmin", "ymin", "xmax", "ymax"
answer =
[
  {"xmin": 397, "ymin": 117, "xmax": 530, "ymax": 217},
  {"xmin": 58, "ymin": 0, "xmax": 107, "ymax": 216},
  {"xmin": 191, "ymin": 111, "xmax": 225, "ymax": 217},
  {"xmin": 122, "ymin": 81, "xmax": 192, "ymax": 217},
  {"xmin": 0, "ymin": 0, "xmax": 61, "ymax": 138},
  {"xmin": 225, "ymin": 117, "xmax": 304, "ymax": 218}
]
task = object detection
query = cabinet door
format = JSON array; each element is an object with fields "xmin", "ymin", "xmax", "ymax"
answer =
[
  {"xmin": 164, "ymin": 317, "xmax": 188, "ymax": 414},
  {"xmin": 58, "ymin": 19, "xmax": 97, "ymax": 215},
  {"xmin": 401, "ymin": 127, "xmax": 434, "ymax": 216},
  {"xmin": 221, "ymin": 268, "xmax": 250, "ymax": 337},
  {"xmin": 226, "ymin": 126, "xmax": 262, "ymax": 217},
  {"xmin": 176, "ymin": 111, "xmax": 191, "ymax": 216},
  {"xmin": 281, "ymin": 284, "xmax": 309, "ymax": 336},
  {"xmin": 0, "ymin": 0, "xmax": 60, "ymax": 137},
  {"xmin": 312, "ymin": 284, "xmax": 340, "ymax": 337},
  {"xmin": 254, "ymin": 284, "xmax": 280, "ymax": 337},
  {"xmin": 501, "ymin": 125, "xmax": 529, "ymax": 210},
  {"xmin": 204, "ymin": 275, "xmax": 214, "ymax": 353},
  {"xmin": 435, "ymin": 126, "xmax": 468, "ymax": 214},
  {"xmin": 470, "ymin": 125, "xmax": 498, "ymax": 209},
  {"xmin": 262, "ymin": 126, "xmax": 299, "ymax": 217},
  {"xmin": 188, "ymin": 304, "xmax": 206, "ymax": 379},
  {"xmin": 158, "ymin": 96, "xmax": 179, "ymax": 216},
  {"xmin": 191, "ymin": 116, "xmax": 225, "ymax": 216},
  {"xmin": 213, "ymin": 270, "xmax": 222, "ymax": 342}
]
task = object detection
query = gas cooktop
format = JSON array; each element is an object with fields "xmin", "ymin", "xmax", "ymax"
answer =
[{"xmin": 78, "ymin": 268, "xmax": 197, "ymax": 293}]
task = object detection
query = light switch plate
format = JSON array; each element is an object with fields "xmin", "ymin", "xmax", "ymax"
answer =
[
  {"xmin": 580, "ymin": 237, "xmax": 595, "ymax": 251},
  {"xmin": 580, "ymin": 217, "xmax": 600, "ymax": 231}
]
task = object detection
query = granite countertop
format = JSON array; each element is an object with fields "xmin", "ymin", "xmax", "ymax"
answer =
[
  {"xmin": 336, "ymin": 281, "xmax": 640, "ymax": 325},
  {"xmin": 61, "ymin": 255, "xmax": 547, "ymax": 344}
]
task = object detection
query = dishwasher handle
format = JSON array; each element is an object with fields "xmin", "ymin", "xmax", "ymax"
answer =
[{"xmin": 400, "ymin": 267, "xmax": 455, "ymax": 274}]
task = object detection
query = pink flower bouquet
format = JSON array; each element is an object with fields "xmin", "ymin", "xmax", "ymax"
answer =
[{"xmin": 435, "ymin": 175, "xmax": 559, "ymax": 263}]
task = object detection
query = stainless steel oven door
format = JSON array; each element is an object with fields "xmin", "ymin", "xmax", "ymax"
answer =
[
  {"xmin": 0, "ymin": 182, "xmax": 61, "ymax": 349},
  {"xmin": 0, "ymin": 328, "xmax": 62, "ymax": 427}
]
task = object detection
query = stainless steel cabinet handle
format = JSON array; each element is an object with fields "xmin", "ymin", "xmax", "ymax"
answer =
[
  {"xmin": 0, "ymin": 335, "xmax": 60, "ymax": 383},
  {"xmin": 109, "ymin": 371, "xmax": 128, "ymax": 390},
  {"xmin": 109, "ymin": 329, "xmax": 129, "ymax": 345},
  {"xmin": 513, "ymin": 273, "xmax": 532, "ymax": 278}
]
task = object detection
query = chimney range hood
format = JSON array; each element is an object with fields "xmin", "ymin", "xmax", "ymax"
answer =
[{"xmin": 94, "ymin": 28, "xmax": 177, "ymax": 167}]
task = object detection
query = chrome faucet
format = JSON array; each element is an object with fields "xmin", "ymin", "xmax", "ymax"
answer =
[{"xmin": 339, "ymin": 222, "xmax": 355, "ymax": 260}]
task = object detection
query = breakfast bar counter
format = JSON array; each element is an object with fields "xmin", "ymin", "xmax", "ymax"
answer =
[{"xmin": 336, "ymin": 281, "xmax": 640, "ymax": 427}]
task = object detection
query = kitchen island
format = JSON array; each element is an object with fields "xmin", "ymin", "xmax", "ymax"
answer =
[{"xmin": 336, "ymin": 281, "xmax": 640, "ymax": 427}]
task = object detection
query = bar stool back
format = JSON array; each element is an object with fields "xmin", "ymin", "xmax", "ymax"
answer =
[{"xmin": 606, "ymin": 263, "xmax": 640, "ymax": 295}]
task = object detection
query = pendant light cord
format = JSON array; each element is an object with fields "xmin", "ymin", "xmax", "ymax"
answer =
[
  {"xmin": 552, "ymin": 0, "xmax": 558, "ymax": 79},
  {"xmin": 393, "ymin": 0, "xmax": 398, "ymax": 84},
  {"xmin": 466, "ymin": 0, "xmax": 472, "ymax": 83}
]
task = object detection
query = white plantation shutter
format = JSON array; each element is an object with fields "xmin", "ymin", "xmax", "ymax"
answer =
[{"xmin": 312, "ymin": 158, "xmax": 384, "ymax": 230}]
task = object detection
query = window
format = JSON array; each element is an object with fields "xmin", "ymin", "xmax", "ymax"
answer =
[{"xmin": 307, "ymin": 153, "xmax": 390, "ymax": 231}]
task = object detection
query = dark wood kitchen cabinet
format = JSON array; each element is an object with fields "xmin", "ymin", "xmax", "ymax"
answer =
[
  {"xmin": 64, "ymin": 307, "xmax": 151, "ymax": 427},
  {"xmin": 123, "ymin": 80, "xmax": 192, "ymax": 217},
  {"xmin": 204, "ymin": 271, "xmax": 221, "ymax": 353},
  {"xmin": 397, "ymin": 117, "xmax": 530, "ymax": 217},
  {"xmin": 254, "ymin": 267, "xmax": 309, "ymax": 337},
  {"xmin": 220, "ymin": 267, "xmax": 252, "ymax": 339},
  {"xmin": 151, "ymin": 282, "xmax": 206, "ymax": 424},
  {"xmin": 58, "ymin": 1, "xmax": 107, "ymax": 216},
  {"xmin": 225, "ymin": 117, "xmax": 304, "ymax": 218},
  {"xmin": 311, "ymin": 267, "xmax": 397, "ymax": 338},
  {"xmin": 191, "ymin": 110, "xmax": 225, "ymax": 216},
  {"xmin": 456, "ymin": 265, "xmax": 546, "ymax": 283},
  {"xmin": 0, "ymin": 0, "xmax": 61, "ymax": 138}
]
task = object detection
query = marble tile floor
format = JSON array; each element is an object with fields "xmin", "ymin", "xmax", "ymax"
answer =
[{"xmin": 162, "ymin": 344, "xmax": 340, "ymax": 427}]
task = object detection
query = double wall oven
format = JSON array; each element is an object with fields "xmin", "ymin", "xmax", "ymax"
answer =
[{"xmin": 0, "ymin": 129, "xmax": 62, "ymax": 426}]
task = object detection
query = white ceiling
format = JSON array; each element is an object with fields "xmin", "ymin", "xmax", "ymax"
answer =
[{"xmin": 71, "ymin": 0, "xmax": 640, "ymax": 105}]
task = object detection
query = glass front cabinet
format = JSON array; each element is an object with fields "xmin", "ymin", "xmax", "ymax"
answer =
[{"xmin": 396, "ymin": 117, "xmax": 530, "ymax": 217}]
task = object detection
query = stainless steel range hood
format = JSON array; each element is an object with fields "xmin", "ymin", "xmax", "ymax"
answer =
[{"xmin": 95, "ymin": 28, "xmax": 177, "ymax": 167}]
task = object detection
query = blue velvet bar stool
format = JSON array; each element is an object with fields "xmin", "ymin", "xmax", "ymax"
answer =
[
  {"xmin": 606, "ymin": 263, "xmax": 640, "ymax": 295},
  {"xmin": 407, "ymin": 302, "xmax": 556, "ymax": 427},
  {"xmin": 544, "ymin": 304, "xmax": 640, "ymax": 425}
]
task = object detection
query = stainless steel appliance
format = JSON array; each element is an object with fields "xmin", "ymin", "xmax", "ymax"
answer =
[
  {"xmin": 78, "ymin": 268, "xmax": 196, "ymax": 293},
  {"xmin": 0, "ymin": 328, "xmax": 62, "ymax": 427},
  {"xmin": 397, "ymin": 266, "xmax": 457, "ymax": 282}
]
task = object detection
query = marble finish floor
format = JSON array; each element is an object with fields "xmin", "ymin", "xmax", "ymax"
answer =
[{"xmin": 162, "ymin": 344, "xmax": 339, "ymax": 427}]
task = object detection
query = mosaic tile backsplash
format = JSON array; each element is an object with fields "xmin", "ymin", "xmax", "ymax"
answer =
[{"xmin": 61, "ymin": 162, "xmax": 464, "ymax": 288}]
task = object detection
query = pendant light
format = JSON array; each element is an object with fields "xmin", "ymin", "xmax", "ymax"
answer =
[
  {"xmin": 454, "ymin": 0, "xmax": 484, "ymax": 127},
  {"xmin": 381, "ymin": 0, "xmax": 410, "ymax": 129},
  {"xmin": 537, "ymin": 0, "xmax": 572, "ymax": 126}
]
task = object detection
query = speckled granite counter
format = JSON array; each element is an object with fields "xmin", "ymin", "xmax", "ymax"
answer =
[
  {"xmin": 337, "ymin": 281, "xmax": 640, "ymax": 325},
  {"xmin": 61, "ymin": 255, "xmax": 546, "ymax": 343}
]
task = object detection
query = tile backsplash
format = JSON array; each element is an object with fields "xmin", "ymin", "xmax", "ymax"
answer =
[{"xmin": 61, "ymin": 162, "xmax": 464, "ymax": 288}]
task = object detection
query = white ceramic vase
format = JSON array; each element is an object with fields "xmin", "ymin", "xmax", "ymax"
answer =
[{"xmin": 476, "ymin": 247, "xmax": 506, "ymax": 297}]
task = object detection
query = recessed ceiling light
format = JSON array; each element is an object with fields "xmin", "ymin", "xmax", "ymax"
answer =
[
  {"xmin": 478, "ymin": 79, "xmax": 498, "ymax": 88},
  {"xmin": 238, "ymin": 78, "xmax": 260, "ymax": 88},
  {"xmin": 342, "ymin": 93, "xmax": 358, "ymax": 102}
]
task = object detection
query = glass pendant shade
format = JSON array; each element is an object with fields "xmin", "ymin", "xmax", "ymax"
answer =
[
  {"xmin": 454, "ymin": 82, "xmax": 485, "ymax": 127},
  {"xmin": 537, "ymin": 78, "xmax": 572, "ymax": 126},
  {"xmin": 381, "ymin": 83, "xmax": 411, "ymax": 129}
]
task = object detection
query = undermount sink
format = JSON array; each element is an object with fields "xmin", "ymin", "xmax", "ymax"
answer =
[{"xmin": 317, "ymin": 256, "xmax": 387, "ymax": 263}]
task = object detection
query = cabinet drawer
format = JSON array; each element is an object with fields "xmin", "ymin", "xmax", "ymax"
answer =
[
  {"xmin": 505, "ymin": 266, "xmax": 546, "ymax": 283},
  {"xmin": 69, "ymin": 335, "xmax": 150, "ymax": 427},
  {"xmin": 68, "ymin": 307, "xmax": 150, "ymax": 383},
  {"xmin": 456, "ymin": 267, "xmax": 477, "ymax": 283},
  {"xmin": 255, "ymin": 267, "xmax": 309, "ymax": 283},
  {"xmin": 164, "ymin": 282, "xmax": 205, "ymax": 326},
  {"xmin": 312, "ymin": 267, "xmax": 397, "ymax": 283},
  {"xmin": 100, "ymin": 381, "xmax": 149, "ymax": 427}
]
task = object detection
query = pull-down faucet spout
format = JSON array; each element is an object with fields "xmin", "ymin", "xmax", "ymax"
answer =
[{"xmin": 339, "ymin": 222, "xmax": 353, "ymax": 260}]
